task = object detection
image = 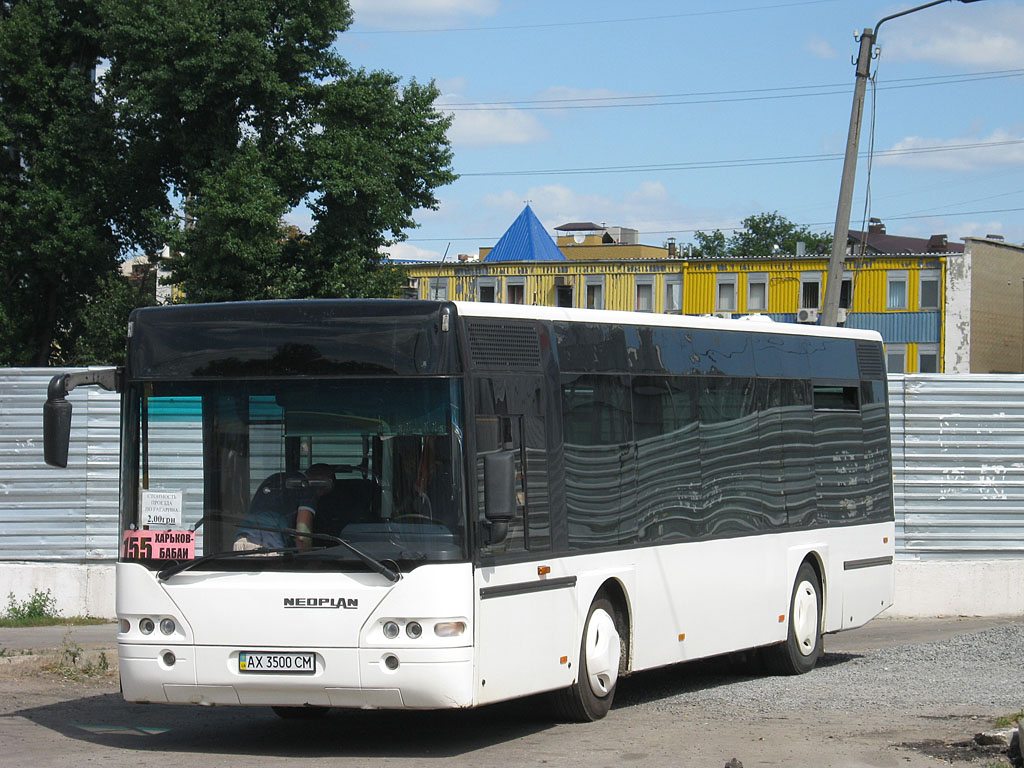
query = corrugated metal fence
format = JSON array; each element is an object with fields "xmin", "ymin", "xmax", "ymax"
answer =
[
  {"xmin": 3, "ymin": 369, "xmax": 1024, "ymax": 562},
  {"xmin": 889, "ymin": 374, "xmax": 1024, "ymax": 559}
]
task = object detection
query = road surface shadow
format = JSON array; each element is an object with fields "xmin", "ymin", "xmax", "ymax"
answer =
[
  {"xmin": 613, "ymin": 648, "xmax": 863, "ymax": 708},
  {"xmin": 4, "ymin": 650, "xmax": 864, "ymax": 757}
]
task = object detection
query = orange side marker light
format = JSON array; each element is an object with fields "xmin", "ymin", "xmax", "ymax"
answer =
[{"xmin": 538, "ymin": 565, "xmax": 551, "ymax": 576}]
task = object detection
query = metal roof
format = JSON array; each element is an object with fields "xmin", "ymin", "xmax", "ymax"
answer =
[{"xmin": 483, "ymin": 205, "xmax": 566, "ymax": 263}]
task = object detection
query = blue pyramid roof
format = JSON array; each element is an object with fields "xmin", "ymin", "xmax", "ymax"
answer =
[{"xmin": 484, "ymin": 205, "xmax": 566, "ymax": 262}]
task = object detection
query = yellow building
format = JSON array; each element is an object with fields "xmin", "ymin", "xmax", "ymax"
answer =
[{"xmin": 404, "ymin": 206, "xmax": 950, "ymax": 373}]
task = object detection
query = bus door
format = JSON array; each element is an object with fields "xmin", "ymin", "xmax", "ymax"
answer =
[{"xmin": 472, "ymin": 375, "xmax": 577, "ymax": 704}]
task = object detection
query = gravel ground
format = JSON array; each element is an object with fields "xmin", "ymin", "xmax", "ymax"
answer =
[{"xmin": 620, "ymin": 623, "xmax": 1024, "ymax": 716}]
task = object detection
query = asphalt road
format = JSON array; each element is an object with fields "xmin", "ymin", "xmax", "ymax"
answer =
[{"xmin": 0, "ymin": 617, "xmax": 1020, "ymax": 768}]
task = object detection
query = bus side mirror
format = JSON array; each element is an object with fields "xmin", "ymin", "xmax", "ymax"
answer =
[
  {"xmin": 483, "ymin": 451, "xmax": 516, "ymax": 544},
  {"xmin": 44, "ymin": 376, "xmax": 73, "ymax": 468},
  {"xmin": 43, "ymin": 369, "xmax": 121, "ymax": 468}
]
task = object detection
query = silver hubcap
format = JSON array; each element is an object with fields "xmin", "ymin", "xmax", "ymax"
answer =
[
  {"xmin": 585, "ymin": 608, "xmax": 620, "ymax": 697},
  {"xmin": 792, "ymin": 579, "xmax": 819, "ymax": 656}
]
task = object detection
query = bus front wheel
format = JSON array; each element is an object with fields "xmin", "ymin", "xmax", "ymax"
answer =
[
  {"xmin": 551, "ymin": 596, "xmax": 621, "ymax": 722},
  {"xmin": 766, "ymin": 561, "xmax": 822, "ymax": 675}
]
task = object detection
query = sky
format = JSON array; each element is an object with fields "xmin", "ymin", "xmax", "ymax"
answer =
[{"xmin": 335, "ymin": 0, "xmax": 1024, "ymax": 261}]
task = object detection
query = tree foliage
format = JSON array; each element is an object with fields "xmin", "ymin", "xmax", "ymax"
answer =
[
  {"xmin": 0, "ymin": 0, "xmax": 455, "ymax": 365},
  {"xmin": 692, "ymin": 212, "xmax": 832, "ymax": 259}
]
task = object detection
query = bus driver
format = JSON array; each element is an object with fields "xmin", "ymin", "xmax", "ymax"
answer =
[{"xmin": 234, "ymin": 464, "xmax": 335, "ymax": 552}]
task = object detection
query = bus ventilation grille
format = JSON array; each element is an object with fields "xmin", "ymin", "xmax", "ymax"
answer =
[
  {"xmin": 467, "ymin": 320, "xmax": 543, "ymax": 370},
  {"xmin": 856, "ymin": 341, "xmax": 885, "ymax": 380}
]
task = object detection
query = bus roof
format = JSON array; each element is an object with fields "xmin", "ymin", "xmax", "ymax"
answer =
[{"xmin": 452, "ymin": 301, "xmax": 883, "ymax": 343}]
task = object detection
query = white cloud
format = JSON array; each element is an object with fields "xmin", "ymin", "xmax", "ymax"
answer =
[
  {"xmin": 883, "ymin": 4, "xmax": 1024, "ymax": 68},
  {"xmin": 804, "ymin": 36, "xmax": 838, "ymax": 59},
  {"xmin": 436, "ymin": 95, "xmax": 548, "ymax": 146},
  {"xmin": 382, "ymin": 242, "xmax": 448, "ymax": 262},
  {"xmin": 481, "ymin": 182, "xmax": 735, "ymax": 242},
  {"xmin": 349, "ymin": 0, "xmax": 498, "ymax": 29},
  {"xmin": 877, "ymin": 130, "xmax": 1024, "ymax": 171}
]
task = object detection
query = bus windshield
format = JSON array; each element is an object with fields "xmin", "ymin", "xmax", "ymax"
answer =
[{"xmin": 120, "ymin": 377, "xmax": 466, "ymax": 572}]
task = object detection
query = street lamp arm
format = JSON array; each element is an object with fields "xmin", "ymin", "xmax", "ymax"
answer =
[{"xmin": 875, "ymin": 0, "xmax": 953, "ymax": 37}]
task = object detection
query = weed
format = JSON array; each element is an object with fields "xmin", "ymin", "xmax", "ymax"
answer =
[
  {"xmin": 47, "ymin": 631, "xmax": 113, "ymax": 680},
  {"xmin": 2, "ymin": 589, "xmax": 58, "ymax": 624},
  {"xmin": 0, "ymin": 589, "xmax": 108, "ymax": 628},
  {"xmin": 995, "ymin": 710, "xmax": 1024, "ymax": 728}
]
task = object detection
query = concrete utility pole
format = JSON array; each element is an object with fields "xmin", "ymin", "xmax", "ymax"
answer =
[{"xmin": 821, "ymin": 0, "xmax": 987, "ymax": 327}]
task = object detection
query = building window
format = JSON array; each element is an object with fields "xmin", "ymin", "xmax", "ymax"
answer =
[
  {"xmin": 886, "ymin": 344, "xmax": 906, "ymax": 374},
  {"xmin": 918, "ymin": 343, "xmax": 939, "ymax": 373},
  {"xmin": 664, "ymin": 276, "xmax": 683, "ymax": 313},
  {"xmin": 556, "ymin": 284, "xmax": 573, "ymax": 308},
  {"xmin": 428, "ymin": 278, "xmax": 448, "ymax": 301},
  {"xmin": 478, "ymin": 278, "xmax": 498, "ymax": 303},
  {"xmin": 716, "ymin": 274, "xmax": 736, "ymax": 312},
  {"xmin": 747, "ymin": 273, "xmax": 768, "ymax": 312},
  {"xmin": 801, "ymin": 272, "xmax": 821, "ymax": 309},
  {"xmin": 919, "ymin": 270, "xmax": 940, "ymax": 309},
  {"xmin": 887, "ymin": 271, "xmax": 908, "ymax": 310},
  {"xmin": 635, "ymin": 277, "xmax": 653, "ymax": 312},
  {"xmin": 839, "ymin": 275, "xmax": 853, "ymax": 309},
  {"xmin": 507, "ymin": 279, "xmax": 525, "ymax": 305},
  {"xmin": 584, "ymin": 276, "xmax": 604, "ymax": 309}
]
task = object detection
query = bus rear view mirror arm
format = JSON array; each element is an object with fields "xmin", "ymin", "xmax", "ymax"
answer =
[
  {"xmin": 483, "ymin": 450, "xmax": 516, "ymax": 544},
  {"xmin": 44, "ymin": 368, "xmax": 122, "ymax": 468}
]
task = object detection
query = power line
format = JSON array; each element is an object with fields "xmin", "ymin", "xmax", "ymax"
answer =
[
  {"xmin": 444, "ymin": 69, "xmax": 1024, "ymax": 108},
  {"xmin": 458, "ymin": 139, "xmax": 1024, "ymax": 178},
  {"xmin": 440, "ymin": 70, "xmax": 1024, "ymax": 112},
  {"xmin": 353, "ymin": 0, "xmax": 839, "ymax": 35},
  {"xmin": 404, "ymin": 206, "xmax": 1024, "ymax": 244}
]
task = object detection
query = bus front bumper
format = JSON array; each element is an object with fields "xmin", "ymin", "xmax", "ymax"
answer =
[{"xmin": 118, "ymin": 643, "xmax": 475, "ymax": 709}]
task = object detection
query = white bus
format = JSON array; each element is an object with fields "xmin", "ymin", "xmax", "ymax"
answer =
[{"xmin": 44, "ymin": 300, "xmax": 894, "ymax": 721}]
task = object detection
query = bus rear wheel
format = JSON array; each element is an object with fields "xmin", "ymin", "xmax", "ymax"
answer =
[
  {"xmin": 766, "ymin": 561, "xmax": 822, "ymax": 675},
  {"xmin": 551, "ymin": 596, "xmax": 621, "ymax": 722}
]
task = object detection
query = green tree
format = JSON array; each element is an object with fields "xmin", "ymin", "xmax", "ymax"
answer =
[
  {"xmin": 0, "ymin": 0, "xmax": 160, "ymax": 365},
  {"xmin": 102, "ymin": 0, "xmax": 454, "ymax": 304},
  {"xmin": 691, "ymin": 212, "xmax": 832, "ymax": 260},
  {"xmin": 0, "ymin": 0, "xmax": 455, "ymax": 364},
  {"xmin": 692, "ymin": 229, "xmax": 728, "ymax": 259}
]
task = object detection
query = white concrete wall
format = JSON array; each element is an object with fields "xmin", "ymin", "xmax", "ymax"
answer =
[
  {"xmin": 3, "ymin": 560, "xmax": 1024, "ymax": 620},
  {"xmin": 0, "ymin": 562, "xmax": 115, "ymax": 619},
  {"xmin": 943, "ymin": 246, "xmax": 972, "ymax": 373}
]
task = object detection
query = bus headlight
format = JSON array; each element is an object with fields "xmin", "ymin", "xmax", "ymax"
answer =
[
  {"xmin": 405, "ymin": 621, "xmax": 423, "ymax": 639},
  {"xmin": 382, "ymin": 621, "xmax": 400, "ymax": 639},
  {"xmin": 160, "ymin": 618, "xmax": 176, "ymax": 635},
  {"xmin": 140, "ymin": 617, "xmax": 155, "ymax": 635}
]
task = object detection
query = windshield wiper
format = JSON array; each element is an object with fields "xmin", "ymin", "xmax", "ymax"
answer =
[{"xmin": 157, "ymin": 524, "xmax": 401, "ymax": 583}]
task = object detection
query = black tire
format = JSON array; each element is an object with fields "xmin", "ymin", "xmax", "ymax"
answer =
[
  {"xmin": 766, "ymin": 561, "xmax": 822, "ymax": 675},
  {"xmin": 550, "ymin": 597, "xmax": 622, "ymax": 722},
  {"xmin": 271, "ymin": 705, "xmax": 330, "ymax": 719}
]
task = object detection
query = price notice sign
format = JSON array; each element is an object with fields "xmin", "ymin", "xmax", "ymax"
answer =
[
  {"xmin": 140, "ymin": 490, "xmax": 183, "ymax": 528},
  {"xmin": 122, "ymin": 529, "xmax": 195, "ymax": 560}
]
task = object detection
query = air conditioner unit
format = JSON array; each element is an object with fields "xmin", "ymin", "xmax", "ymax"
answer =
[
  {"xmin": 797, "ymin": 308, "xmax": 819, "ymax": 323},
  {"xmin": 713, "ymin": 311, "xmax": 732, "ymax": 320},
  {"xmin": 836, "ymin": 308, "xmax": 848, "ymax": 324}
]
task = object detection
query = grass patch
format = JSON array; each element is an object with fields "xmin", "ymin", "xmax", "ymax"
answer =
[
  {"xmin": 994, "ymin": 709, "xmax": 1024, "ymax": 728},
  {"xmin": 0, "ymin": 588, "xmax": 109, "ymax": 628}
]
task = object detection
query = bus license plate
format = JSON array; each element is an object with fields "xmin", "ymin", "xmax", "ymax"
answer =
[{"xmin": 238, "ymin": 651, "xmax": 316, "ymax": 674}]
